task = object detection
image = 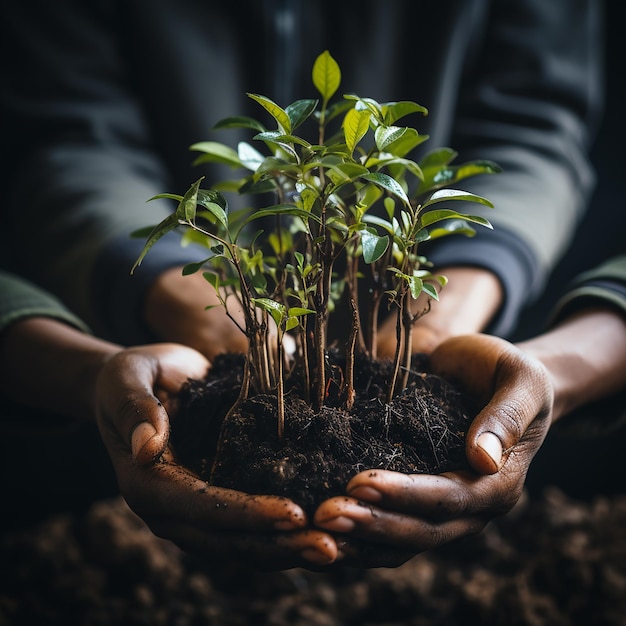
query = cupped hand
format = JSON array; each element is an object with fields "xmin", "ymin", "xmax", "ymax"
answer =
[
  {"xmin": 314, "ymin": 334, "xmax": 554, "ymax": 567},
  {"xmin": 95, "ymin": 343, "xmax": 337, "ymax": 570}
]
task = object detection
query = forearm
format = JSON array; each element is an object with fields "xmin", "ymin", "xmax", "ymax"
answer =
[
  {"xmin": 517, "ymin": 307, "xmax": 626, "ymax": 423},
  {"xmin": 0, "ymin": 318, "xmax": 122, "ymax": 421}
]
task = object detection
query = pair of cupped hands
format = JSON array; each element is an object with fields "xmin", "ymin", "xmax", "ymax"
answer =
[{"xmin": 96, "ymin": 274, "xmax": 553, "ymax": 571}]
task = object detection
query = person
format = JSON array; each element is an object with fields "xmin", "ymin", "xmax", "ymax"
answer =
[
  {"xmin": 0, "ymin": 1, "xmax": 602, "ymax": 355},
  {"xmin": 0, "ymin": 0, "xmax": 605, "ymax": 569},
  {"xmin": 0, "ymin": 270, "xmax": 339, "ymax": 569},
  {"xmin": 315, "ymin": 253, "xmax": 626, "ymax": 567}
]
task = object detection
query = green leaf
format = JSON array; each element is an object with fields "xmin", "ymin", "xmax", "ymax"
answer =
[
  {"xmin": 247, "ymin": 93, "xmax": 291, "ymax": 134},
  {"xmin": 182, "ymin": 260, "xmax": 207, "ymax": 275},
  {"xmin": 420, "ymin": 208, "xmax": 492, "ymax": 229},
  {"xmin": 244, "ymin": 204, "xmax": 323, "ymax": 226},
  {"xmin": 286, "ymin": 99, "xmax": 318, "ymax": 130},
  {"xmin": 255, "ymin": 131, "xmax": 311, "ymax": 149},
  {"xmin": 252, "ymin": 297, "xmax": 286, "ymax": 326},
  {"xmin": 363, "ymin": 213, "xmax": 395, "ymax": 235},
  {"xmin": 419, "ymin": 147, "xmax": 458, "ymax": 169},
  {"xmin": 421, "ymin": 188, "xmax": 495, "ymax": 210},
  {"xmin": 375, "ymin": 126, "xmax": 407, "ymax": 151},
  {"xmin": 147, "ymin": 192, "xmax": 184, "ymax": 203},
  {"xmin": 238, "ymin": 177, "xmax": 278, "ymax": 195},
  {"xmin": 288, "ymin": 306, "xmax": 316, "ymax": 317},
  {"xmin": 382, "ymin": 100, "xmax": 428, "ymax": 125},
  {"xmin": 408, "ymin": 276, "xmax": 423, "ymax": 299},
  {"xmin": 285, "ymin": 316, "xmax": 300, "ymax": 332},
  {"xmin": 421, "ymin": 282, "xmax": 440, "ymax": 300},
  {"xmin": 211, "ymin": 115, "xmax": 266, "ymax": 133},
  {"xmin": 197, "ymin": 189, "xmax": 229, "ymax": 230},
  {"xmin": 344, "ymin": 108, "xmax": 371, "ymax": 155},
  {"xmin": 429, "ymin": 221, "xmax": 477, "ymax": 240},
  {"xmin": 418, "ymin": 159, "xmax": 501, "ymax": 194},
  {"xmin": 360, "ymin": 172, "xmax": 410, "ymax": 206},
  {"xmin": 453, "ymin": 160, "xmax": 502, "ymax": 182},
  {"xmin": 190, "ymin": 142, "xmax": 242, "ymax": 168},
  {"xmin": 312, "ymin": 50, "xmax": 341, "ymax": 103},
  {"xmin": 361, "ymin": 227, "xmax": 389, "ymax": 264},
  {"xmin": 326, "ymin": 161, "xmax": 369, "ymax": 184},
  {"xmin": 381, "ymin": 127, "xmax": 428, "ymax": 158},
  {"xmin": 320, "ymin": 99, "xmax": 354, "ymax": 124},
  {"xmin": 202, "ymin": 271, "xmax": 221, "ymax": 292},
  {"xmin": 252, "ymin": 131, "xmax": 299, "ymax": 159},
  {"xmin": 238, "ymin": 142, "xmax": 266, "ymax": 171},
  {"xmin": 175, "ymin": 177, "xmax": 204, "ymax": 222},
  {"xmin": 130, "ymin": 213, "xmax": 179, "ymax": 274}
]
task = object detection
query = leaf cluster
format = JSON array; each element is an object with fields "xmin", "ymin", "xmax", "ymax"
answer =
[{"xmin": 132, "ymin": 51, "xmax": 500, "ymax": 431}]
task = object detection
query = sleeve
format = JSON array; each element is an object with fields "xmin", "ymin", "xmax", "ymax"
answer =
[
  {"xmin": 426, "ymin": 0, "xmax": 604, "ymax": 338},
  {"xmin": 0, "ymin": 270, "xmax": 91, "ymax": 337},
  {"xmin": 550, "ymin": 254, "xmax": 626, "ymax": 437},
  {"xmin": 0, "ymin": 0, "xmax": 199, "ymax": 344},
  {"xmin": 550, "ymin": 255, "xmax": 626, "ymax": 323}
]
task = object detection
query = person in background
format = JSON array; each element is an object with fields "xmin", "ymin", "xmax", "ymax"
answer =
[
  {"xmin": 0, "ymin": 0, "xmax": 607, "ymax": 569},
  {"xmin": 0, "ymin": 0, "xmax": 602, "ymax": 356}
]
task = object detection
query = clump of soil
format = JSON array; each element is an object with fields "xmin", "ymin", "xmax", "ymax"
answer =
[
  {"xmin": 3, "ymin": 488, "xmax": 626, "ymax": 625},
  {"xmin": 171, "ymin": 351, "xmax": 477, "ymax": 515}
]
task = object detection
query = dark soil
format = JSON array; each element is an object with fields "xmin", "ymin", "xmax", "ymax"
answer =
[
  {"xmin": 2, "ymin": 487, "xmax": 626, "ymax": 625},
  {"xmin": 171, "ymin": 351, "xmax": 478, "ymax": 516}
]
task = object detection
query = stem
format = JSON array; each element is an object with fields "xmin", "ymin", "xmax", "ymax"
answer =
[
  {"xmin": 210, "ymin": 356, "xmax": 251, "ymax": 478},
  {"xmin": 277, "ymin": 335, "xmax": 285, "ymax": 439},
  {"xmin": 400, "ymin": 291, "xmax": 413, "ymax": 391},
  {"xmin": 314, "ymin": 303, "xmax": 327, "ymax": 411},
  {"xmin": 299, "ymin": 322, "xmax": 311, "ymax": 404},
  {"xmin": 343, "ymin": 297, "xmax": 358, "ymax": 410},
  {"xmin": 387, "ymin": 293, "xmax": 405, "ymax": 403}
]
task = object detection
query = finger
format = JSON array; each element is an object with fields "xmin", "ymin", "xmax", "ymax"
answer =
[
  {"xmin": 430, "ymin": 335, "xmax": 552, "ymax": 475},
  {"xmin": 314, "ymin": 494, "xmax": 486, "ymax": 553},
  {"xmin": 146, "ymin": 520, "xmax": 338, "ymax": 570},
  {"xmin": 117, "ymin": 456, "xmax": 309, "ymax": 532},
  {"xmin": 97, "ymin": 351, "xmax": 171, "ymax": 463},
  {"xmin": 343, "ymin": 469, "xmax": 518, "ymax": 520},
  {"xmin": 465, "ymin": 350, "xmax": 552, "ymax": 475},
  {"xmin": 142, "ymin": 343, "xmax": 210, "ymax": 393}
]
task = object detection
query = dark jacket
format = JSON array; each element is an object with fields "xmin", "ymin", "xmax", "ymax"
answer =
[{"xmin": 0, "ymin": 0, "xmax": 603, "ymax": 343}]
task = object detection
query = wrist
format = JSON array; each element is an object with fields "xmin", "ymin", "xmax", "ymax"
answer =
[
  {"xmin": 0, "ymin": 317, "xmax": 122, "ymax": 421},
  {"xmin": 413, "ymin": 266, "xmax": 503, "ymax": 336},
  {"xmin": 518, "ymin": 307, "xmax": 626, "ymax": 422}
]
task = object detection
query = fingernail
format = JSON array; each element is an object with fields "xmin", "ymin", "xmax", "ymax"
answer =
[
  {"xmin": 316, "ymin": 515, "xmax": 355, "ymax": 533},
  {"xmin": 301, "ymin": 548, "xmax": 334, "ymax": 566},
  {"xmin": 131, "ymin": 422, "xmax": 158, "ymax": 461},
  {"xmin": 476, "ymin": 431, "xmax": 503, "ymax": 470},
  {"xmin": 347, "ymin": 485, "xmax": 382, "ymax": 503}
]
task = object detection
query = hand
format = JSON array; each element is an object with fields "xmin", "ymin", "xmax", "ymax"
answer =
[
  {"xmin": 95, "ymin": 343, "xmax": 338, "ymax": 570},
  {"xmin": 314, "ymin": 334, "xmax": 553, "ymax": 567},
  {"xmin": 376, "ymin": 267, "xmax": 503, "ymax": 356},
  {"xmin": 144, "ymin": 267, "xmax": 249, "ymax": 360}
]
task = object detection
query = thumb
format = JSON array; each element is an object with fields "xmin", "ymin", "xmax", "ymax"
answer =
[
  {"xmin": 129, "ymin": 400, "xmax": 170, "ymax": 465},
  {"xmin": 470, "ymin": 430, "xmax": 504, "ymax": 474},
  {"xmin": 465, "ymin": 350, "xmax": 552, "ymax": 475}
]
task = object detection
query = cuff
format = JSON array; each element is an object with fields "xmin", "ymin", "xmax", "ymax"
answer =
[
  {"xmin": 90, "ymin": 231, "xmax": 202, "ymax": 345},
  {"xmin": 424, "ymin": 227, "xmax": 540, "ymax": 338}
]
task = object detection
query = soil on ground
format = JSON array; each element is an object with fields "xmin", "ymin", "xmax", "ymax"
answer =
[{"xmin": 2, "ymin": 487, "xmax": 626, "ymax": 626}]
